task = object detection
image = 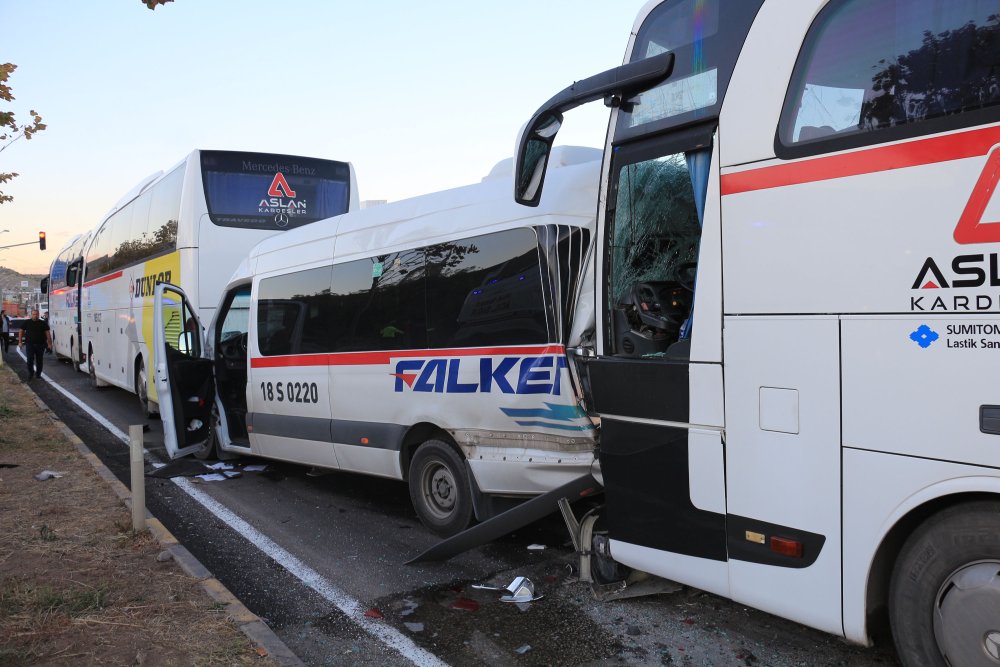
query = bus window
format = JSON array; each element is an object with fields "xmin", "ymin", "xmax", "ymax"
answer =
[
  {"xmin": 144, "ymin": 166, "xmax": 182, "ymax": 255},
  {"xmin": 426, "ymin": 229, "xmax": 548, "ymax": 349},
  {"xmin": 257, "ymin": 265, "xmax": 333, "ymax": 356},
  {"xmin": 778, "ymin": 0, "xmax": 1000, "ymax": 157},
  {"xmin": 607, "ymin": 144, "xmax": 708, "ymax": 358},
  {"xmin": 201, "ymin": 151, "xmax": 352, "ymax": 230},
  {"xmin": 615, "ymin": 0, "xmax": 763, "ymax": 143},
  {"xmin": 332, "ymin": 249, "xmax": 427, "ymax": 352}
]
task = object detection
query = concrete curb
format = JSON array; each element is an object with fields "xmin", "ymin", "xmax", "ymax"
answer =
[{"xmin": 21, "ymin": 372, "xmax": 304, "ymax": 667}]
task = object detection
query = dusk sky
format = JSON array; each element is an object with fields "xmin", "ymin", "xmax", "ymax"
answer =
[{"xmin": 1, "ymin": 1, "xmax": 646, "ymax": 274}]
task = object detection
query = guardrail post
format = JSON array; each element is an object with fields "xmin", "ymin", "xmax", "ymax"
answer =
[{"xmin": 129, "ymin": 425, "xmax": 146, "ymax": 531}]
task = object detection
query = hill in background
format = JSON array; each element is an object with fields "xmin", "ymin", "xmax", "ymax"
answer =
[{"xmin": 0, "ymin": 266, "xmax": 48, "ymax": 314}]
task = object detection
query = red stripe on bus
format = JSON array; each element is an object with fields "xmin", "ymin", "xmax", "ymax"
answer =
[
  {"xmin": 82, "ymin": 271, "xmax": 123, "ymax": 288},
  {"xmin": 250, "ymin": 344, "xmax": 567, "ymax": 369},
  {"xmin": 720, "ymin": 125, "xmax": 1000, "ymax": 196},
  {"xmin": 50, "ymin": 287, "xmax": 70, "ymax": 295}
]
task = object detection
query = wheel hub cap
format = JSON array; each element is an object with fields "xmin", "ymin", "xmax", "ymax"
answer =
[
  {"xmin": 933, "ymin": 561, "xmax": 1000, "ymax": 666},
  {"xmin": 431, "ymin": 469, "xmax": 454, "ymax": 509}
]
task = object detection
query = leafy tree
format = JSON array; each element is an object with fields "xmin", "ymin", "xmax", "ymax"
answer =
[
  {"xmin": 142, "ymin": 0, "xmax": 173, "ymax": 9},
  {"xmin": 0, "ymin": 63, "xmax": 45, "ymax": 205}
]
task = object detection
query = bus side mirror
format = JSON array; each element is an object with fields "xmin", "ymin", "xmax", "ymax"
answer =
[{"xmin": 515, "ymin": 112, "xmax": 563, "ymax": 207}]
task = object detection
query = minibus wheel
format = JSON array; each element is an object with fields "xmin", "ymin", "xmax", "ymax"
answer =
[
  {"xmin": 408, "ymin": 439, "xmax": 473, "ymax": 537},
  {"xmin": 889, "ymin": 500, "xmax": 1000, "ymax": 667},
  {"xmin": 193, "ymin": 405, "xmax": 220, "ymax": 460}
]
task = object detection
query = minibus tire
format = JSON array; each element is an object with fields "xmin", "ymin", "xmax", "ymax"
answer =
[
  {"xmin": 193, "ymin": 405, "xmax": 220, "ymax": 460},
  {"xmin": 408, "ymin": 440, "xmax": 473, "ymax": 538},
  {"xmin": 889, "ymin": 500, "xmax": 1000, "ymax": 667}
]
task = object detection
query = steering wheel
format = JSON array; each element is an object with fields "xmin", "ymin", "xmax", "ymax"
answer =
[{"xmin": 675, "ymin": 262, "xmax": 697, "ymax": 292}]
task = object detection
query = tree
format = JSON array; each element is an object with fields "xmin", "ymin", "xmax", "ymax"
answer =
[
  {"xmin": 0, "ymin": 63, "xmax": 46, "ymax": 205},
  {"xmin": 142, "ymin": 0, "xmax": 173, "ymax": 9}
]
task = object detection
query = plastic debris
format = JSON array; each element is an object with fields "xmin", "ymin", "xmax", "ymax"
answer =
[
  {"xmin": 195, "ymin": 473, "xmax": 227, "ymax": 482},
  {"xmin": 363, "ymin": 608, "xmax": 384, "ymax": 619},
  {"xmin": 516, "ymin": 644, "xmax": 532, "ymax": 654},
  {"xmin": 399, "ymin": 599, "xmax": 420, "ymax": 617},
  {"xmin": 34, "ymin": 470, "xmax": 65, "ymax": 481},
  {"xmin": 186, "ymin": 419, "xmax": 203, "ymax": 431},
  {"xmin": 472, "ymin": 576, "xmax": 544, "ymax": 603},
  {"xmin": 208, "ymin": 462, "xmax": 234, "ymax": 470},
  {"xmin": 243, "ymin": 464, "xmax": 268, "ymax": 472},
  {"xmin": 527, "ymin": 544, "xmax": 546, "ymax": 551},
  {"xmin": 404, "ymin": 622, "xmax": 424, "ymax": 632}
]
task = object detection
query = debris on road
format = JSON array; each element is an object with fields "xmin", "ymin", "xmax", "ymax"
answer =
[
  {"xmin": 33, "ymin": 469, "xmax": 64, "ymax": 481},
  {"xmin": 473, "ymin": 576, "xmax": 544, "ymax": 603}
]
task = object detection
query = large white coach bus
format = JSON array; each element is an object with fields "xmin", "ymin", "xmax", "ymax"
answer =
[
  {"xmin": 69, "ymin": 150, "xmax": 357, "ymax": 416},
  {"xmin": 48, "ymin": 231, "xmax": 92, "ymax": 370},
  {"xmin": 153, "ymin": 148, "xmax": 601, "ymax": 536},
  {"xmin": 512, "ymin": 1, "xmax": 1000, "ymax": 665}
]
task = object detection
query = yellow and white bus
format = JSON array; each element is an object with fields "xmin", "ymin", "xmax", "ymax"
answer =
[{"xmin": 73, "ymin": 149, "xmax": 356, "ymax": 415}]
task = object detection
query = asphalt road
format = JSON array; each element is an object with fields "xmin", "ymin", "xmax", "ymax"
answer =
[{"xmin": 16, "ymin": 350, "xmax": 902, "ymax": 667}]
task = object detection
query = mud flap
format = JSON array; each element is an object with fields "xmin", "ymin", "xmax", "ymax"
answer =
[{"xmin": 406, "ymin": 473, "xmax": 600, "ymax": 564}]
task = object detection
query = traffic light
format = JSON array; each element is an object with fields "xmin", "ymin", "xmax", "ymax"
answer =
[{"xmin": 38, "ymin": 231, "xmax": 45, "ymax": 251}]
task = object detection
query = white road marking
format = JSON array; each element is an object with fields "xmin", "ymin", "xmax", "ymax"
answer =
[{"xmin": 32, "ymin": 358, "xmax": 447, "ymax": 667}]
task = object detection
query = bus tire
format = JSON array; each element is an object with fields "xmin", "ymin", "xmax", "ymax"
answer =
[
  {"xmin": 135, "ymin": 359, "xmax": 155, "ymax": 418},
  {"xmin": 889, "ymin": 500, "xmax": 1000, "ymax": 667},
  {"xmin": 88, "ymin": 345, "xmax": 100, "ymax": 388},
  {"xmin": 408, "ymin": 439, "xmax": 473, "ymax": 538}
]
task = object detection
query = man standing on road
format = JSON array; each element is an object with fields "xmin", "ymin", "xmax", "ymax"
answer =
[
  {"xmin": 0, "ymin": 310, "xmax": 9, "ymax": 356},
  {"xmin": 18, "ymin": 309, "xmax": 51, "ymax": 380}
]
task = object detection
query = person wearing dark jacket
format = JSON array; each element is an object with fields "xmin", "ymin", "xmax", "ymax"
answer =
[{"xmin": 17, "ymin": 309, "xmax": 51, "ymax": 380}]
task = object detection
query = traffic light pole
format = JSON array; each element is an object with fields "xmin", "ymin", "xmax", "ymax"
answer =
[{"xmin": 0, "ymin": 240, "xmax": 43, "ymax": 250}]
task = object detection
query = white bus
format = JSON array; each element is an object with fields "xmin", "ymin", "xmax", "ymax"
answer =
[
  {"xmin": 48, "ymin": 231, "xmax": 92, "ymax": 370},
  {"xmin": 73, "ymin": 150, "xmax": 357, "ymax": 416},
  {"xmin": 153, "ymin": 148, "xmax": 601, "ymax": 536},
  {"xmin": 512, "ymin": 1, "xmax": 1000, "ymax": 666}
]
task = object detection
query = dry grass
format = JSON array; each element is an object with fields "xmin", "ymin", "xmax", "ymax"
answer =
[{"xmin": 0, "ymin": 366, "xmax": 275, "ymax": 666}]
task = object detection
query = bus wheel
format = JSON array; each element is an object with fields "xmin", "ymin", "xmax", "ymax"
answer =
[
  {"xmin": 135, "ymin": 360, "xmax": 154, "ymax": 418},
  {"xmin": 88, "ymin": 345, "xmax": 99, "ymax": 388},
  {"xmin": 408, "ymin": 439, "xmax": 473, "ymax": 538},
  {"xmin": 591, "ymin": 532, "xmax": 630, "ymax": 584},
  {"xmin": 889, "ymin": 501, "xmax": 1000, "ymax": 667}
]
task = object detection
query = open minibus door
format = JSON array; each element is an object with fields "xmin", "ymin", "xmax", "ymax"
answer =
[{"xmin": 153, "ymin": 282, "xmax": 216, "ymax": 459}]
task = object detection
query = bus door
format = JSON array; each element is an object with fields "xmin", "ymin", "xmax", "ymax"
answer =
[
  {"xmin": 67, "ymin": 258, "xmax": 83, "ymax": 369},
  {"xmin": 153, "ymin": 283, "xmax": 215, "ymax": 458},
  {"xmin": 583, "ymin": 124, "xmax": 729, "ymax": 596}
]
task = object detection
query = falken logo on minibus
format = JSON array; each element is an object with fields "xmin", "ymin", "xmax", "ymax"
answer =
[
  {"xmin": 909, "ymin": 254, "xmax": 1000, "ymax": 312},
  {"xmin": 392, "ymin": 356, "xmax": 568, "ymax": 394},
  {"xmin": 258, "ymin": 173, "xmax": 306, "ymax": 216}
]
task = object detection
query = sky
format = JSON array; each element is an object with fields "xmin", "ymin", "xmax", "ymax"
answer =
[{"xmin": 0, "ymin": 0, "xmax": 647, "ymax": 275}]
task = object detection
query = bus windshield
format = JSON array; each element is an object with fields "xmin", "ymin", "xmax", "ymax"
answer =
[
  {"xmin": 615, "ymin": 0, "xmax": 763, "ymax": 142},
  {"xmin": 201, "ymin": 150, "xmax": 352, "ymax": 230}
]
